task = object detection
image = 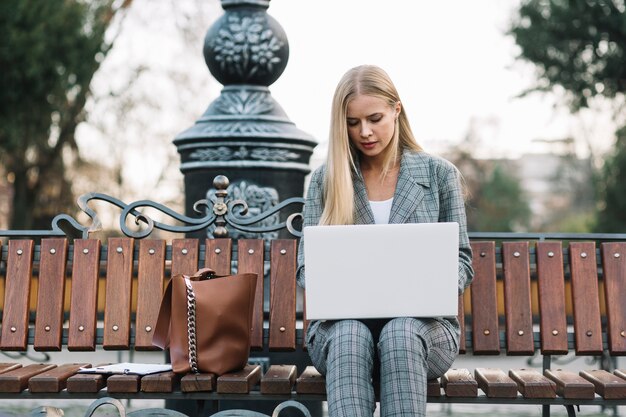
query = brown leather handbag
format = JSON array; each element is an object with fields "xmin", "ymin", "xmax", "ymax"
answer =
[{"xmin": 152, "ymin": 267, "xmax": 257, "ymax": 375}]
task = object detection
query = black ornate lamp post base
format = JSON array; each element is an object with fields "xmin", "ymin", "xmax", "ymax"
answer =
[
  {"xmin": 174, "ymin": 1, "xmax": 316, "ymax": 237},
  {"xmin": 175, "ymin": 84, "xmax": 315, "ymax": 239}
]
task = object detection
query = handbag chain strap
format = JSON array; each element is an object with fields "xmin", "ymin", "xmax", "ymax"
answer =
[{"xmin": 184, "ymin": 277, "xmax": 199, "ymax": 374}]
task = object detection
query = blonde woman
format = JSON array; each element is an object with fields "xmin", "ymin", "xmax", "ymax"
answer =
[{"xmin": 296, "ymin": 65, "xmax": 474, "ymax": 417}]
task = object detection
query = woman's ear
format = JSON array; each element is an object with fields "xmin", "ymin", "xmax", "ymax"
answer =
[{"xmin": 395, "ymin": 101, "xmax": 402, "ymax": 118}]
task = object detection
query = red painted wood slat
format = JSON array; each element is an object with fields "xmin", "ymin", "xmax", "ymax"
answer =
[
  {"xmin": 469, "ymin": 242, "xmax": 500, "ymax": 354},
  {"xmin": 103, "ymin": 238, "xmax": 134, "ymax": 349},
  {"xmin": 569, "ymin": 242, "xmax": 603, "ymax": 355},
  {"xmin": 237, "ymin": 239, "xmax": 265, "ymax": 350},
  {"xmin": 536, "ymin": 242, "xmax": 568, "ymax": 354},
  {"xmin": 1, "ymin": 240, "xmax": 34, "ymax": 351},
  {"xmin": 34, "ymin": 239, "xmax": 68, "ymax": 351},
  {"xmin": 67, "ymin": 239, "xmax": 101, "ymax": 351},
  {"xmin": 502, "ymin": 242, "xmax": 534, "ymax": 355}
]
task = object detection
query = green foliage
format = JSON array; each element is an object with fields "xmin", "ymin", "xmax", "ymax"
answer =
[
  {"xmin": 0, "ymin": 0, "xmax": 127, "ymax": 228},
  {"xmin": 541, "ymin": 154, "xmax": 596, "ymax": 232},
  {"xmin": 551, "ymin": 211, "xmax": 595, "ymax": 232},
  {"xmin": 509, "ymin": 0, "xmax": 626, "ymax": 111},
  {"xmin": 467, "ymin": 163, "xmax": 532, "ymax": 232},
  {"xmin": 594, "ymin": 125, "xmax": 626, "ymax": 232},
  {"xmin": 449, "ymin": 147, "xmax": 532, "ymax": 232}
]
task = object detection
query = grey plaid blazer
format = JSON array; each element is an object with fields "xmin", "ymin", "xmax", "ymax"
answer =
[{"xmin": 297, "ymin": 149, "xmax": 474, "ymax": 295}]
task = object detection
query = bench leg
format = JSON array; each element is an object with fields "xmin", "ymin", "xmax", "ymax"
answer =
[
  {"xmin": 271, "ymin": 401, "xmax": 312, "ymax": 417},
  {"xmin": 564, "ymin": 405, "xmax": 577, "ymax": 417},
  {"xmin": 84, "ymin": 398, "xmax": 126, "ymax": 417},
  {"xmin": 542, "ymin": 355, "xmax": 552, "ymax": 417}
]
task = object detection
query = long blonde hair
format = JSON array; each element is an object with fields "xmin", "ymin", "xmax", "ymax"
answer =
[{"xmin": 320, "ymin": 65, "xmax": 423, "ymax": 225}]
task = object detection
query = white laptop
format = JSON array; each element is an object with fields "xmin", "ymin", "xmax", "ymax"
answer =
[{"xmin": 303, "ymin": 222, "xmax": 459, "ymax": 320}]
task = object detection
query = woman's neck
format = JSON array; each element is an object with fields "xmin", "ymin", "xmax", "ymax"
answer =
[
  {"xmin": 359, "ymin": 155, "xmax": 401, "ymax": 201},
  {"xmin": 359, "ymin": 154, "xmax": 399, "ymax": 176}
]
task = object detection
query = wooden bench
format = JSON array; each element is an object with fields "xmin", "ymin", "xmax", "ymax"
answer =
[{"xmin": 0, "ymin": 179, "xmax": 625, "ymax": 416}]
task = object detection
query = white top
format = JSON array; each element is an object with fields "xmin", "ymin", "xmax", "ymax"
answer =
[{"xmin": 369, "ymin": 197, "xmax": 393, "ymax": 224}]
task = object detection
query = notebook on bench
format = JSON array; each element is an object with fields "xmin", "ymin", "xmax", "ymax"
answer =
[{"xmin": 303, "ymin": 222, "xmax": 459, "ymax": 320}]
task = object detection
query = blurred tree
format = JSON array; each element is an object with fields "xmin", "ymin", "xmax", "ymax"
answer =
[
  {"xmin": 449, "ymin": 138, "xmax": 531, "ymax": 232},
  {"xmin": 509, "ymin": 0, "xmax": 626, "ymax": 111},
  {"xmin": 0, "ymin": 0, "xmax": 132, "ymax": 229},
  {"xmin": 595, "ymin": 125, "xmax": 626, "ymax": 232},
  {"xmin": 545, "ymin": 149, "xmax": 596, "ymax": 232},
  {"xmin": 475, "ymin": 163, "xmax": 532, "ymax": 232},
  {"xmin": 510, "ymin": 0, "xmax": 626, "ymax": 232}
]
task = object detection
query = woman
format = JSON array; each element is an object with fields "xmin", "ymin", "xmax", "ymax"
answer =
[{"xmin": 296, "ymin": 65, "xmax": 474, "ymax": 417}]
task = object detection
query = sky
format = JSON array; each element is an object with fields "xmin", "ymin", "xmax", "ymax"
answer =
[{"xmin": 264, "ymin": 0, "xmax": 616, "ymax": 163}]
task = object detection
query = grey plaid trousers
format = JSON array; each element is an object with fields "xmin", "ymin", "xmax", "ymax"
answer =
[{"xmin": 306, "ymin": 317, "xmax": 459, "ymax": 417}]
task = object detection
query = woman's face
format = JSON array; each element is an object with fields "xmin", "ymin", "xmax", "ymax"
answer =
[{"xmin": 346, "ymin": 94, "xmax": 400, "ymax": 161}]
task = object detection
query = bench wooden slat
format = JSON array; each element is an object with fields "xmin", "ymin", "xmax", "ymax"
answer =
[
  {"xmin": 34, "ymin": 238, "xmax": 68, "ymax": 351},
  {"xmin": 569, "ymin": 242, "xmax": 603, "ymax": 355},
  {"xmin": 107, "ymin": 374, "xmax": 140, "ymax": 393},
  {"xmin": 509, "ymin": 369, "xmax": 556, "ymax": 398},
  {"xmin": 1, "ymin": 240, "xmax": 33, "ymax": 350},
  {"xmin": 458, "ymin": 293, "xmax": 466, "ymax": 354},
  {"xmin": 474, "ymin": 368, "xmax": 518, "ymax": 398},
  {"xmin": 171, "ymin": 239, "xmax": 199, "ymax": 276},
  {"xmin": 260, "ymin": 364, "xmax": 297, "ymax": 394},
  {"xmin": 601, "ymin": 242, "xmax": 626, "ymax": 355},
  {"xmin": 180, "ymin": 373, "xmax": 216, "ymax": 392},
  {"xmin": 295, "ymin": 366, "xmax": 325, "ymax": 395},
  {"xmin": 0, "ymin": 364, "xmax": 56, "ymax": 393},
  {"xmin": 66, "ymin": 373, "xmax": 106, "ymax": 393},
  {"xmin": 502, "ymin": 242, "xmax": 534, "ymax": 355},
  {"xmin": 216, "ymin": 364, "xmax": 262, "ymax": 394},
  {"xmin": 205, "ymin": 239, "xmax": 232, "ymax": 275},
  {"xmin": 616, "ymin": 370, "xmax": 626, "ymax": 380},
  {"xmin": 269, "ymin": 239, "xmax": 296, "ymax": 351},
  {"xmin": 580, "ymin": 369, "xmax": 626, "ymax": 399},
  {"xmin": 0, "ymin": 364, "xmax": 22, "ymax": 374},
  {"xmin": 141, "ymin": 371, "xmax": 180, "ymax": 392},
  {"xmin": 536, "ymin": 242, "xmax": 568, "ymax": 354},
  {"xmin": 238, "ymin": 239, "xmax": 265, "ymax": 350},
  {"xmin": 68, "ymin": 239, "xmax": 101, "ymax": 351},
  {"xmin": 28, "ymin": 363, "xmax": 89, "ymax": 393},
  {"xmin": 544, "ymin": 369, "xmax": 595, "ymax": 399},
  {"xmin": 442, "ymin": 369, "xmax": 478, "ymax": 397},
  {"xmin": 135, "ymin": 239, "xmax": 166, "ymax": 350},
  {"xmin": 469, "ymin": 242, "xmax": 499, "ymax": 354},
  {"xmin": 103, "ymin": 238, "xmax": 134, "ymax": 349}
]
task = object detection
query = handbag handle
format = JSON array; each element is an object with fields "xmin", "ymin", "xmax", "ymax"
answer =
[{"xmin": 189, "ymin": 267, "xmax": 216, "ymax": 281}]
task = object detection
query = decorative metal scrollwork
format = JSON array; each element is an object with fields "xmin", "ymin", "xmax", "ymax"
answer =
[
  {"xmin": 209, "ymin": 175, "xmax": 303, "ymax": 238},
  {"xmin": 74, "ymin": 193, "xmax": 216, "ymax": 239},
  {"xmin": 0, "ymin": 175, "xmax": 304, "ymax": 240}
]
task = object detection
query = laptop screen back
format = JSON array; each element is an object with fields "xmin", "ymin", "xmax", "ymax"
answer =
[{"xmin": 303, "ymin": 222, "xmax": 459, "ymax": 320}]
